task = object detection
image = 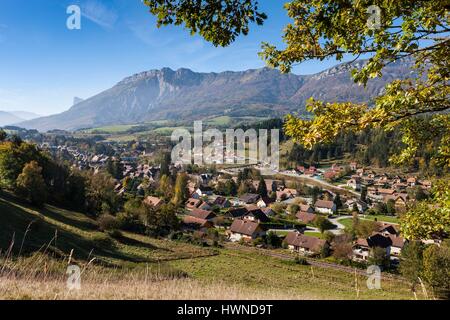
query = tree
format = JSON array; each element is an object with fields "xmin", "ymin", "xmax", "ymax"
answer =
[
  {"xmin": 157, "ymin": 174, "xmax": 173, "ymax": 200},
  {"xmin": 334, "ymin": 194, "xmax": 342, "ymax": 210},
  {"xmin": 369, "ymin": 247, "xmax": 390, "ymax": 269},
  {"xmin": 386, "ymin": 199, "xmax": 396, "ymax": 216},
  {"xmin": 0, "ymin": 130, "xmax": 6, "ymax": 142},
  {"xmin": 144, "ymin": 1, "xmax": 449, "ymax": 167},
  {"xmin": 84, "ymin": 171, "xmax": 119, "ymax": 216},
  {"xmin": 313, "ymin": 215, "xmax": 334, "ymax": 234},
  {"xmin": 256, "ymin": 176, "xmax": 268, "ymax": 198},
  {"xmin": 360, "ymin": 186, "xmax": 367, "ymax": 203},
  {"xmin": 16, "ymin": 161, "xmax": 47, "ymax": 207},
  {"xmin": 399, "ymin": 241, "xmax": 424, "ymax": 291},
  {"xmin": 172, "ymin": 172, "xmax": 189, "ymax": 206},
  {"xmin": 422, "ymin": 243, "xmax": 450, "ymax": 299}
]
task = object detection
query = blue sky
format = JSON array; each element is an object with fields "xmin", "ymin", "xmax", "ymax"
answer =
[{"xmin": 0, "ymin": 0, "xmax": 354, "ymax": 116}]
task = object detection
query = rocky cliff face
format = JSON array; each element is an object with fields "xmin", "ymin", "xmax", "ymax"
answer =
[{"xmin": 19, "ymin": 59, "xmax": 413, "ymax": 132}]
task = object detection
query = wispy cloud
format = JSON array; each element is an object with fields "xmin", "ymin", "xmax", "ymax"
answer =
[
  {"xmin": 127, "ymin": 22, "xmax": 173, "ymax": 47},
  {"xmin": 81, "ymin": 0, "xmax": 118, "ymax": 29}
]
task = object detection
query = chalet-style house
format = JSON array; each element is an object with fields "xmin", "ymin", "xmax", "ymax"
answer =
[
  {"xmin": 189, "ymin": 208, "xmax": 217, "ymax": 221},
  {"xmin": 213, "ymin": 196, "xmax": 231, "ymax": 208},
  {"xmin": 314, "ymin": 200, "xmax": 336, "ymax": 215},
  {"xmin": 226, "ymin": 207, "xmax": 248, "ymax": 219},
  {"xmin": 353, "ymin": 233, "xmax": 392, "ymax": 262},
  {"xmin": 143, "ymin": 196, "xmax": 163, "ymax": 209},
  {"xmin": 345, "ymin": 199, "xmax": 368, "ymax": 213},
  {"xmin": 285, "ymin": 232, "xmax": 328, "ymax": 256},
  {"xmin": 383, "ymin": 193, "xmax": 409, "ymax": 212},
  {"xmin": 243, "ymin": 207, "xmax": 270, "ymax": 223},
  {"xmin": 295, "ymin": 211, "xmax": 317, "ymax": 225},
  {"xmin": 238, "ymin": 193, "xmax": 260, "ymax": 205},
  {"xmin": 229, "ymin": 219, "xmax": 266, "ymax": 242}
]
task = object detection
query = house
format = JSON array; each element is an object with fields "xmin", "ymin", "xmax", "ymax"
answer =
[
  {"xmin": 189, "ymin": 208, "xmax": 217, "ymax": 221},
  {"xmin": 276, "ymin": 189, "xmax": 296, "ymax": 202},
  {"xmin": 353, "ymin": 233, "xmax": 392, "ymax": 262},
  {"xmin": 387, "ymin": 234, "xmax": 405, "ymax": 257},
  {"xmin": 284, "ymin": 232, "xmax": 328, "ymax": 256},
  {"xmin": 243, "ymin": 207, "xmax": 270, "ymax": 223},
  {"xmin": 261, "ymin": 207, "xmax": 275, "ymax": 217},
  {"xmin": 229, "ymin": 219, "xmax": 266, "ymax": 242},
  {"xmin": 182, "ymin": 215, "xmax": 214, "ymax": 232},
  {"xmin": 295, "ymin": 211, "xmax": 317, "ymax": 224},
  {"xmin": 213, "ymin": 196, "xmax": 231, "ymax": 208},
  {"xmin": 345, "ymin": 199, "xmax": 368, "ymax": 213},
  {"xmin": 257, "ymin": 198, "xmax": 268, "ymax": 208},
  {"xmin": 314, "ymin": 200, "xmax": 336, "ymax": 215},
  {"xmin": 407, "ymin": 177, "xmax": 417, "ymax": 187},
  {"xmin": 299, "ymin": 204, "xmax": 314, "ymax": 214},
  {"xmin": 226, "ymin": 207, "xmax": 248, "ymax": 219},
  {"xmin": 256, "ymin": 196, "xmax": 274, "ymax": 208},
  {"xmin": 144, "ymin": 196, "xmax": 163, "ymax": 209},
  {"xmin": 194, "ymin": 186, "xmax": 214, "ymax": 197},
  {"xmin": 347, "ymin": 177, "xmax": 361, "ymax": 191},
  {"xmin": 238, "ymin": 193, "xmax": 260, "ymax": 205},
  {"xmin": 323, "ymin": 170, "xmax": 337, "ymax": 181},
  {"xmin": 186, "ymin": 198, "xmax": 202, "ymax": 210},
  {"xmin": 383, "ymin": 193, "xmax": 408, "ymax": 212}
]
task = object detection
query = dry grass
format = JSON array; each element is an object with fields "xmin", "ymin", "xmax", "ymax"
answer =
[{"xmin": 0, "ymin": 277, "xmax": 323, "ymax": 300}]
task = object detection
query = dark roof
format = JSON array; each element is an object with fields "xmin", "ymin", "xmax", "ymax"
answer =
[
  {"xmin": 230, "ymin": 219, "xmax": 262, "ymax": 236},
  {"xmin": 357, "ymin": 233, "xmax": 393, "ymax": 248},
  {"xmin": 239, "ymin": 193, "xmax": 260, "ymax": 204},
  {"xmin": 213, "ymin": 196, "xmax": 229, "ymax": 206},
  {"xmin": 285, "ymin": 232, "xmax": 326, "ymax": 252},
  {"xmin": 244, "ymin": 207, "xmax": 270, "ymax": 222},
  {"xmin": 190, "ymin": 209, "xmax": 216, "ymax": 220},
  {"xmin": 227, "ymin": 207, "xmax": 248, "ymax": 218}
]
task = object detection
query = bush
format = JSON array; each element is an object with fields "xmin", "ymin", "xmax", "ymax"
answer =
[
  {"xmin": 294, "ymin": 256, "xmax": 309, "ymax": 265},
  {"xmin": 97, "ymin": 214, "xmax": 119, "ymax": 232}
]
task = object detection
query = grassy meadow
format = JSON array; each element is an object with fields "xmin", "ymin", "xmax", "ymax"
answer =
[{"xmin": 0, "ymin": 192, "xmax": 423, "ymax": 300}]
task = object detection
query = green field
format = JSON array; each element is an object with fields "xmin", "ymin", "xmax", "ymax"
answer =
[
  {"xmin": 304, "ymin": 231, "xmax": 325, "ymax": 239},
  {"xmin": 339, "ymin": 215, "xmax": 399, "ymax": 230},
  {"xmin": 168, "ymin": 248, "xmax": 419, "ymax": 300}
]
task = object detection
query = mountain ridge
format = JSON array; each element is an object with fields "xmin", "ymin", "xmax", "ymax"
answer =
[{"xmin": 18, "ymin": 59, "xmax": 412, "ymax": 132}]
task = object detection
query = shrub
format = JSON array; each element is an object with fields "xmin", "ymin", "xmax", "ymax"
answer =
[
  {"xmin": 294, "ymin": 256, "xmax": 309, "ymax": 265},
  {"xmin": 97, "ymin": 214, "xmax": 119, "ymax": 232}
]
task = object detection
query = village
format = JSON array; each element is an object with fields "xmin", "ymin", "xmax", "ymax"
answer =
[{"xmin": 35, "ymin": 137, "xmax": 437, "ymax": 269}]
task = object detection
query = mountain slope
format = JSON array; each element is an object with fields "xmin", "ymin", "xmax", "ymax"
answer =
[
  {"xmin": 19, "ymin": 60, "xmax": 412, "ymax": 132},
  {"xmin": 0, "ymin": 111, "xmax": 23, "ymax": 127}
]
